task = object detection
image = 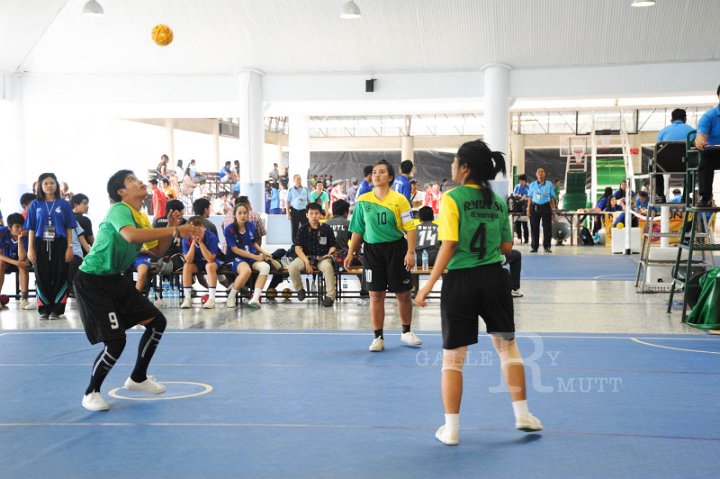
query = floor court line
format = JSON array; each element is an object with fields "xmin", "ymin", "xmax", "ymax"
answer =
[
  {"xmin": 0, "ymin": 330, "xmax": 717, "ymax": 341},
  {"xmin": 0, "ymin": 421, "xmax": 717, "ymax": 442},
  {"xmin": 630, "ymin": 337, "xmax": 720, "ymax": 355}
]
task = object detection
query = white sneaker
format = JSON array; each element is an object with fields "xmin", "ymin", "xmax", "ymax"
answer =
[
  {"xmin": 369, "ymin": 337, "xmax": 384, "ymax": 352},
  {"xmin": 20, "ymin": 298, "xmax": 36, "ymax": 310},
  {"xmin": 435, "ymin": 425, "xmax": 459, "ymax": 446},
  {"xmin": 226, "ymin": 293, "xmax": 237, "ymax": 308},
  {"xmin": 247, "ymin": 297, "xmax": 261, "ymax": 309},
  {"xmin": 180, "ymin": 297, "xmax": 192, "ymax": 309},
  {"xmin": 82, "ymin": 392, "xmax": 109, "ymax": 412},
  {"xmin": 154, "ymin": 298, "xmax": 164, "ymax": 308},
  {"xmin": 515, "ymin": 413, "xmax": 543, "ymax": 432},
  {"xmin": 123, "ymin": 376, "xmax": 166, "ymax": 394},
  {"xmin": 401, "ymin": 331, "xmax": 423, "ymax": 346},
  {"xmin": 511, "ymin": 289, "xmax": 524, "ymax": 298},
  {"xmin": 202, "ymin": 298, "xmax": 216, "ymax": 309}
]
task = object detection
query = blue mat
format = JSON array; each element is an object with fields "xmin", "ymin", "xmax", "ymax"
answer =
[
  {"xmin": 1, "ymin": 330, "xmax": 719, "ymax": 479},
  {"xmin": 521, "ymin": 254, "xmax": 638, "ymax": 280}
]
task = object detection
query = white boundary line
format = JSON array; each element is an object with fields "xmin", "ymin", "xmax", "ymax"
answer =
[
  {"xmin": 630, "ymin": 338, "xmax": 720, "ymax": 355},
  {"xmin": 0, "ymin": 330, "xmax": 716, "ymax": 341}
]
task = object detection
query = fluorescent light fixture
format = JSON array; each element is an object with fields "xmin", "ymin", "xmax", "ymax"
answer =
[
  {"xmin": 631, "ymin": 0, "xmax": 656, "ymax": 7},
  {"xmin": 340, "ymin": 0, "xmax": 361, "ymax": 19},
  {"xmin": 83, "ymin": 0, "xmax": 104, "ymax": 17},
  {"xmin": 512, "ymin": 98, "xmax": 617, "ymax": 111},
  {"xmin": 616, "ymin": 96, "xmax": 717, "ymax": 107}
]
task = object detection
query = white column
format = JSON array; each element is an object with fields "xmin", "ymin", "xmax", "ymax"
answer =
[
  {"xmin": 238, "ymin": 71, "xmax": 265, "ymax": 211},
  {"xmin": 401, "ymin": 135, "xmax": 414, "ymax": 163},
  {"xmin": 0, "ymin": 73, "xmax": 28, "ymax": 203},
  {"xmin": 212, "ymin": 119, "xmax": 220, "ymax": 171},
  {"xmin": 289, "ymin": 115, "xmax": 310, "ymax": 185},
  {"xmin": 164, "ymin": 119, "xmax": 175, "ymax": 164},
  {"xmin": 484, "ymin": 63, "xmax": 512, "ymax": 195}
]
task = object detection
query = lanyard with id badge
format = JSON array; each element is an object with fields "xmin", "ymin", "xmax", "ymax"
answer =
[{"xmin": 43, "ymin": 200, "xmax": 58, "ymax": 259}]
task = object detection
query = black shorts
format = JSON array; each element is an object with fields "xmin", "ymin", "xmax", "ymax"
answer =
[
  {"xmin": 3, "ymin": 263, "xmax": 18, "ymax": 274},
  {"xmin": 363, "ymin": 239, "xmax": 412, "ymax": 293},
  {"xmin": 440, "ymin": 263, "xmax": 515, "ymax": 349},
  {"xmin": 75, "ymin": 271, "xmax": 160, "ymax": 345}
]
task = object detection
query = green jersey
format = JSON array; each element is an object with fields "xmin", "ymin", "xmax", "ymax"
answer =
[
  {"xmin": 79, "ymin": 203, "xmax": 143, "ymax": 276},
  {"xmin": 350, "ymin": 190, "xmax": 415, "ymax": 244},
  {"xmin": 438, "ymin": 185, "xmax": 511, "ymax": 269},
  {"xmin": 309, "ymin": 191, "xmax": 329, "ymax": 204}
]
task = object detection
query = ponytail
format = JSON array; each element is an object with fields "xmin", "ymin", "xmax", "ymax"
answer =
[{"xmin": 456, "ymin": 140, "xmax": 506, "ymax": 204}]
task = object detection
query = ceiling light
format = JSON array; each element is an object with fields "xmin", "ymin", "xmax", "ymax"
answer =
[
  {"xmin": 340, "ymin": 0, "xmax": 361, "ymax": 19},
  {"xmin": 631, "ymin": 0, "xmax": 656, "ymax": 7},
  {"xmin": 83, "ymin": 0, "xmax": 104, "ymax": 17}
]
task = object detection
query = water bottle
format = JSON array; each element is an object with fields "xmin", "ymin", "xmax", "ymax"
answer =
[
  {"xmin": 422, "ymin": 249, "xmax": 429, "ymax": 271},
  {"xmin": 162, "ymin": 279, "xmax": 170, "ymax": 305},
  {"xmin": 172, "ymin": 285, "xmax": 179, "ymax": 308},
  {"xmin": 148, "ymin": 287, "xmax": 156, "ymax": 303},
  {"xmin": 413, "ymin": 251, "xmax": 418, "ymax": 271}
]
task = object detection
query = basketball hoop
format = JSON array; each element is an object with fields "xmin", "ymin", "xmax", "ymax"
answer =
[{"xmin": 572, "ymin": 149, "xmax": 584, "ymax": 164}]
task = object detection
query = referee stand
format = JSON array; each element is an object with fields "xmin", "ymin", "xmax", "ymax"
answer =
[{"xmin": 667, "ymin": 131, "xmax": 720, "ymax": 321}]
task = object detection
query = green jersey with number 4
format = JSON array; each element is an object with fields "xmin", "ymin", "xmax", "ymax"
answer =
[{"xmin": 438, "ymin": 185, "xmax": 512, "ymax": 269}]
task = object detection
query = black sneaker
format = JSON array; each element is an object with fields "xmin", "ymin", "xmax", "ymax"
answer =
[
  {"xmin": 530, "ymin": 248, "xmax": 538, "ymax": 253},
  {"xmin": 544, "ymin": 248, "xmax": 552, "ymax": 253},
  {"xmin": 655, "ymin": 195, "xmax": 667, "ymax": 204},
  {"xmin": 39, "ymin": 313, "xmax": 50, "ymax": 320},
  {"xmin": 322, "ymin": 296, "xmax": 334, "ymax": 307},
  {"xmin": 297, "ymin": 289, "xmax": 307, "ymax": 302},
  {"xmin": 359, "ymin": 289, "xmax": 369, "ymax": 298}
]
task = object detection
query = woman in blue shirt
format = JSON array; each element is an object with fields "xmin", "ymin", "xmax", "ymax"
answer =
[
  {"xmin": 223, "ymin": 203, "xmax": 273, "ymax": 309},
  {"xmin": 25, "ymin": 172, "xmax": 77, "ymax": 319}
]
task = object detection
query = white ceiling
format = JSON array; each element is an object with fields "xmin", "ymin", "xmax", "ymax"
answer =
[{"xmin": 1, "ymin": 0, "xmax": 719, "ymax": 75}]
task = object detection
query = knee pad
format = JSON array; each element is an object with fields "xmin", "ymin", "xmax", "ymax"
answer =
[
  {"xmin": 104, "ymin": 337, "xmax": 127, "ymax": 360},
  {"xmin": 491, "ymin": 334, "xmax": 523, "ymax": 368},
  {"xmin": 253, "ymin": 261, "xmax": 270, "ymax": 275},
  {"xmin": 442, "ymin": 346, "xmax": 467, "ymax": 373},
  {"xmin": 150, "ymin": 311, "xmax": 167, "ymax": 332}
]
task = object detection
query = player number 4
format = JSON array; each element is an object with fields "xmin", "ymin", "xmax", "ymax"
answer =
[{"xmin": 470, "ymin": 223, "xmax": 487, "ymax": 259}]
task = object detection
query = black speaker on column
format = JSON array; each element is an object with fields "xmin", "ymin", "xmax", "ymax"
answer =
[{"xmin": 365, "ymin": 79, "xmax": 375, "ymax": 92}]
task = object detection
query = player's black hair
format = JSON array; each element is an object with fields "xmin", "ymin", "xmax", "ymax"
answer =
[
  {"xmin": 418, "ymin": 206, "xmax": 434, "ymax": 222},
  {"xmin": 71, "ymin": 193, "xmax": 89, "ymax": 206},
  {"xmin": 107, "ymin": 170, "xmax": 133, "ymax": 203},
  {"xmin": 373, "ymin": 159, "xmax": 395, "ymax": 184},
  {"xmin": 332, "ymin": 199, "xmax": 350, "ymax": 217},
  {"xmin": 6, "ymin": 213, "xmax": 24, "ymax": 227},
  {"xmin": 456, "ymin": 140, "xmax": 506, "ymax": 205},
  {"xmin": 37, "ymin": 172, "xmax": 59, "ymax": 201},
  {"xmin": 400, "ymin": 160, "xmax": 413, "ymax": 174},
  {"xmin": 20, "ymin": 193, "xmax": 36, "ymax": 207}
]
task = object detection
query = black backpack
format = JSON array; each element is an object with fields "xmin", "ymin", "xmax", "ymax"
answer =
[{"xmin": 579, "ymin": 227, "xmax": 594, "ymax": 246}]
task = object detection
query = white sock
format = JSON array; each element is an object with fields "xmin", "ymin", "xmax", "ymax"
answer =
[
  {"xmin": 252, "ymin": 288, "xmax": 262, "ymax": 301},
  {"xmin": 512, "ymin": 399, "xmax": 529, "ymax": 419},
  {"xmin": 208, "ymin": 287, "xmax": 216, "ymax": 300},
  {"xmin": 229, "ymin": 287, "xmax": 238, "ymax": 297},
  {"xmin": 183, "ymin": 287, "xmax": 192, "ymax": 299},
  {"xmin": 444, "ymin": 413, "xmax": 459, "ymax": 435}
]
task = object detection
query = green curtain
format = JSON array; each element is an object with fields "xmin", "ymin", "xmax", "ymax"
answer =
[{"xmin": 686, "ymin": 268, "xmax": 720, "ymax": 329}]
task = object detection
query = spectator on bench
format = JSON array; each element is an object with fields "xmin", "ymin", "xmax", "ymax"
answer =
[
  {"xmin": 20, "ymin": 193, "xmax": 36, "ymax": 220},
  {"xmin": 0, "ymin": 213, "xmax": 35, "ymax": 310},
  {"xmin": 223, "ymin": 203, "xmax": 273, "ymax": 309},
  {"xmin": 180, "ymin": 216, "xmax": 222, "ymax": 310},
  {"xmin": 289, "ymin": 203, "xmax": 337, "ymax": 307}
]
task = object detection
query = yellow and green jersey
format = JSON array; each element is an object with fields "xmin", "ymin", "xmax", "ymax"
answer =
[
  {"xmin": 438, "ymin": 185, "xmax": 511, "ymax": 269},
  {"xmin": 350, "ymin": 190, "xmax": 415, "ymax": 244}
]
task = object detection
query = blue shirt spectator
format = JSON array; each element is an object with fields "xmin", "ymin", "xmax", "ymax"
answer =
[
  {"xmin": 527, "ymin": 180, "xmax": 555, "ymax": 205},
  {"xmin": 658, "ymin": 120, "xmax": 695, "ymax": 142},
  {"xmin": 357, "ymin": 179, "xmax": 372, "ymax": 198},
  {"xmin": 698, "ymin": 105, "xmax": 720, "ymax": 146},
  {"xmin": 270, "ymin": 186, "xmax": 280, "ymax": 211},
  {"xmin": 513, "ymin": 182, "xmax": 529, "ymax": 196},
  {"xmin": 224, "ymin": 221, "xmax": 259, "ymax": 261},
  {"xmin": 182, "ymin": 230, "xmax": 221, "ymax": 265},
  {"xmin": 24, "ymin": 198, "xmax": 77, "ymax": 238},
  {"xmin": 392, "ymin": 175, "xmax": 412, "ymax": 202},
  {"xmin": 287, "ymin": 185, "xmax": 309, "ymax": 211}
]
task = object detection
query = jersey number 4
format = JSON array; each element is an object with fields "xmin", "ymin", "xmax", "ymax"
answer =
[{"xmin": 470, "ymin": 223, "xmax": 487, "ymax": 259}]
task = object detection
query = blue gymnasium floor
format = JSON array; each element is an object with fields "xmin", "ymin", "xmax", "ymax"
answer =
[
  {"xmin": 522, "ymin": 253, "xmax": 638, "ymax": 280},
  {"xmin": 1, "ymin": 330, "xmax": 720, "ymax": 479}
]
